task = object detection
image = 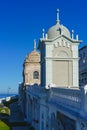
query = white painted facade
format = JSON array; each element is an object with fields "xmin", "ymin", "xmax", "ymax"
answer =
[{"xmin": 20, "ymin": 10, "xmax": 87, "ymax": 130}]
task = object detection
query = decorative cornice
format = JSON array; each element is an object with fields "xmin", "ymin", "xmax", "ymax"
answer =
[{"xmin": 40, "ymin": 35, "xmax": 82, "ymax": 44}]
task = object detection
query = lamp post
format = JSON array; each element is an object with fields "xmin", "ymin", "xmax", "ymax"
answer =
[{"xmin": 7, "ymin": 87, "xmax": 11, "ymax": 97}]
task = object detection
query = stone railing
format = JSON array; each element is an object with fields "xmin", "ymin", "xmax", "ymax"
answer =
[
  {"xmin": 26, "ymin": 84, "xmax": 48, "ymax": 98},
  {"xmin": 49, "ymin": 85, "xmax": 87, "ymax": 114}
]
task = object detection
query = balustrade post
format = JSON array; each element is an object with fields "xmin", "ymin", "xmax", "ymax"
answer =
[{"xmin": 80, "ymin": 85, "xmax": 87, "ymax": 116}]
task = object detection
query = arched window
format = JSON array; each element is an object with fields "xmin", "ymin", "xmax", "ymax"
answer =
[{"xmin": 33, "ymin": 71, "xmax": 39, "ymax": 79}]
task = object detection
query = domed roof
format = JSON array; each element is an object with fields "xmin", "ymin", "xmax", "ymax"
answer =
[
  {"xmin": 25, "ymin": 50, "xmax": 40, "ymax": 63},
  {"xmin": 24, "ymin": 40, "xmax": 40, "ymax": 63},
  {"xmin": 47, "ymin": 22, "xmax": 71, "ymax": 39}
]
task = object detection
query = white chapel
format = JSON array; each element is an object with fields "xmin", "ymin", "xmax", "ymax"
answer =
[{"xmin": 39, "ymin": 9, "xmax": 81, "ymax": 89}]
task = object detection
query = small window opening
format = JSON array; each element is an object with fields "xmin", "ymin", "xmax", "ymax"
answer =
[{"xmin": 33, "ymin": 71, "xmax": 39, "ymax": 79}]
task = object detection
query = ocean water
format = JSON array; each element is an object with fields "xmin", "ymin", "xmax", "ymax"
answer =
[{"xmin": 0, "ymin": 93, "xmax": 17, "ymax": 99}]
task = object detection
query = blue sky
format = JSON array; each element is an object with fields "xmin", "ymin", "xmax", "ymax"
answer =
[{"xmin": 0, "ymin": 0, "xmax": 87, "ymax": 93}]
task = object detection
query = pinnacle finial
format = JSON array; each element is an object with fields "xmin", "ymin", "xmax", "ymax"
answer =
[
  {"xmin": 42, "ymin": 28, "xmax": 45, "ymax": 38},
  {"xmin": 76, "ymin": 34, "xmax": 78, "ymax": 41},
  {"xmin": 56, "ymin": 9, "xmax": 60, "ymax": 23},
  {"xmin": 72, "ymin": 30, "xmax": 74, "ymax": 39},
  {"xmin": 34, "ymin": 39, "xmax": 36, "ymax": 51}
]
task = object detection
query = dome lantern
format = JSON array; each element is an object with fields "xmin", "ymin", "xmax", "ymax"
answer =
[{"xmin": 47, "ymin": 9, "xmax": 71, "ymax": 39}]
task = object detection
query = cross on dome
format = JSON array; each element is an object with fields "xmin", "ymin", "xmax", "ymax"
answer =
[{"xmin": 56, "ymin": 9, "xmax": 60, "ymax": 23}]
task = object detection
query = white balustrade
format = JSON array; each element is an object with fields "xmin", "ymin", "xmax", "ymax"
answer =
[
  {"xmin": 49, "ymin": 87, "xmax": 82, "ymax": 110},
  {"xmin": 26, "ymin": 84, "xmax": 87, "ymax": 116}
]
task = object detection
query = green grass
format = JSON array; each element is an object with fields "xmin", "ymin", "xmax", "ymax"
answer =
[
  {"xmin": 0, "ymin": 120, "xmax": 10, "ymax": 130},
  {"xmin": 0, "ymin": 106, "xmax": 10, "ymax": 115}
]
